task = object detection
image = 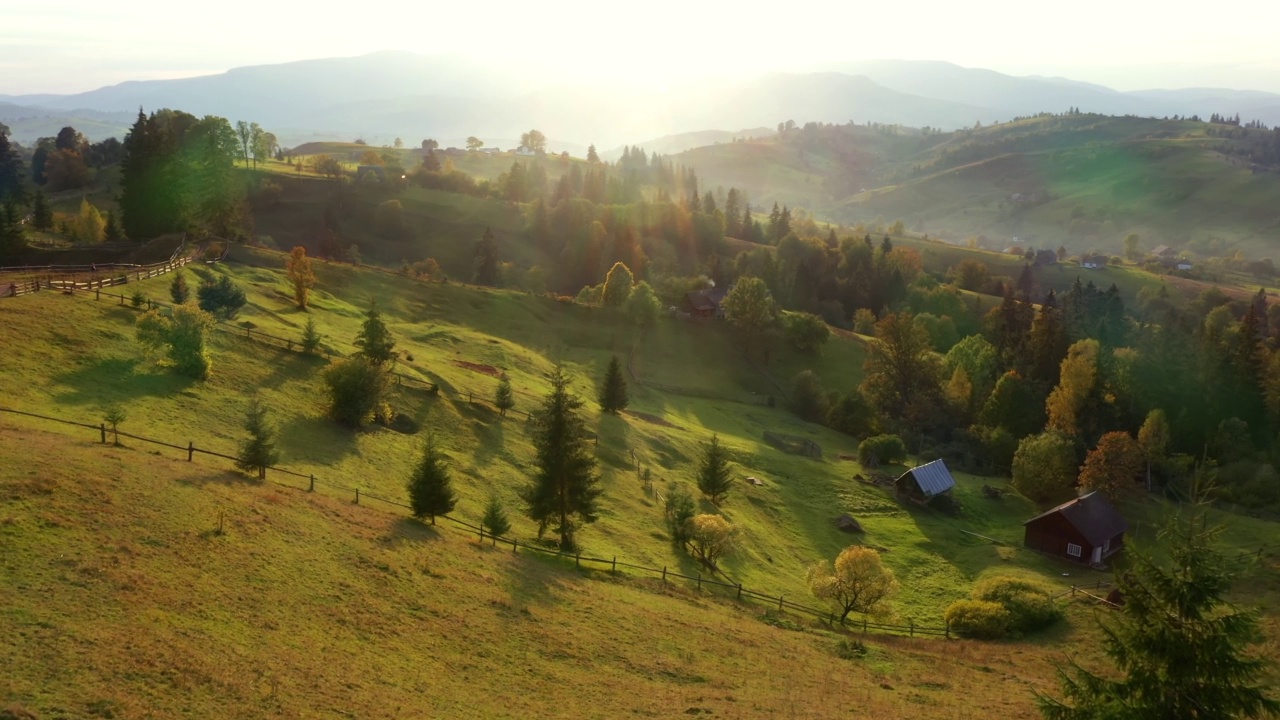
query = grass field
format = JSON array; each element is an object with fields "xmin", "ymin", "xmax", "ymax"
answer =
[{"xmin": 2, "ymin": 253, "xmax": 1278, "ymax": 716}]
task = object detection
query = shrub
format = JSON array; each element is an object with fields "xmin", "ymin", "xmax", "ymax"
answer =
[
  {"xmin": 664, "ymin": 483, "xmax": 697, "ymax": 544},
  {"xmin": 945, "ymin": 599, "xmax": 1012, "ymax": 639},
  {"xmin": 857, "ymin": 434, "xmax": 907, "ymax": 467},
  {"xmin": 323, "ymin": 357, "xmax": 392, "ymax": 428},
  {"xmin": 972, "ymin": 576, "xmax": 1061, "ymax": 634},
  {"xmin": 783, "ymin": 311, "xmax": 830, "ymax": 353}
]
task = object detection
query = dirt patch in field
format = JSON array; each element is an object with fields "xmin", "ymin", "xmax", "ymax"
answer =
[
  {"xmin": 624, "ymin": 410, "xmax": 679, "ymax": 428},
  {"xmin": 453, "ymin": 360, "xmax": 502, "ymax": 377},
  {"xmin": 838, "ymin": 454, "xmax": 859, "ymax": 461}
]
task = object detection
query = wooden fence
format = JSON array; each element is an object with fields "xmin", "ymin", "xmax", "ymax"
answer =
[
  {"xmin": 2, "ymin": 242, "xmax": 198, "ymax": 298},
  {"xmin": 0, "ymin": 404, "xmax": 953, "ymax": 640},
  {"xmin": 763, "ymin": 430, "xmax": 823, "ymax": 459}
]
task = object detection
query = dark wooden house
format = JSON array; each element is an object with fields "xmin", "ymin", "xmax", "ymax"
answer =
[
  {"xmin": 894, "ymin": 459, "xmax": 956, "ymax": 505},
  {"xmin": 1023, "ymin": 491, "xmax": 1127, "ymax": 566},
  {"xmin": 684, "ymin": 287, "xmax": 727, "ymax": 319}
]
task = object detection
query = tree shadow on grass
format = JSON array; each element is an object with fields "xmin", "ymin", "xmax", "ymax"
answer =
[
  {"xmin": 275, "ymin": 414, "xmax": 359, "ymax": 466},
  {"xmin": 504, "ymin": 546, "xmax": 582, "ymax": 608},
  {"xmin": 52, "ymin": 356, "xmax": 195, "ymax": 407},
  {"xmin": 176, "ymin": 468, "xmax": 260, "ymax": 488},
  {"xmin": 258, "ymin": 349, "xmax": 327, "ymax": 390},
  {"xmin": 595, "ymin": 413, "xmax": 634, "ymax": 471},
  {"xmin": 379, "ymin": 516, "xmax": 444, "ymax": 547}
]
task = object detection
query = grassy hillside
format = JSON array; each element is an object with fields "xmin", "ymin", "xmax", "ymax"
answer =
[
  {"xmin": 679, "ymin": 115, "xmax": 1280, "ymax": 258},
  {"xmin": 2, "ymin": 252, "xmax": 1277, "ymax": 716}
]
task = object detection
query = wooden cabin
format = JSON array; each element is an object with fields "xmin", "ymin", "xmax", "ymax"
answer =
[{"xmin": 1023, "ymin": 491, "xmax": 1127, "ymax": 566}]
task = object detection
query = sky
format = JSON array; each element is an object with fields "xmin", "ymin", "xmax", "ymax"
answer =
[{"xmin": 4, "ymin": 0, "xmax": 1280, "ymax": 96}]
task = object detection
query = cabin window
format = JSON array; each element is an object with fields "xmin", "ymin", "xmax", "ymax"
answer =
[{"xmin": 1067, "ymin": 543, "xmax": 1082, "ymax": 558}]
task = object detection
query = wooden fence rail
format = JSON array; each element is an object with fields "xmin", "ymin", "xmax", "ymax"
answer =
[{"xmin": 1, "ymin": 403, "xmax": 957, "ymax": 640}]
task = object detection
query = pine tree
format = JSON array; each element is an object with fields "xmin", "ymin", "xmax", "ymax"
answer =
[
  {"xmin": 354, "ymin": 303, "xmax": 395, "ymax": 365},
  {"xmin": 473, "ymin": 226, "xmax": 499, "ymax": 286},
  {"xmin": 300, "ymin": 316, "xmax": 322, "ymax": 354},
  {"xmin": 494, "ymin": 375, "xmax": 515, "ymax": 417},
  {"xmin": 0, "ymin": 132, "xmax": 24, "ymax": 203},
  {"xmin": 481, "ymin": 494, "xmax": 511, "ymax": 539},
  {"xmin": 407, "ymin": 433, "xmax": 456, "ymax": 524},
  {"xmin": 0, "ymin": 201, "xmax": 27, "ymax": 263},
  {"xmin": 103, "ymin": 209, "xmax": 125, "ymax": 243},
  {"xmin": 1039, "ymin": 500, "xmax": 1279, "ymax": 719},
  {"xmin": 31, "ymin": 190, "xmax": 53, "ymax": 230},
  {"xmin": 697, "ymin": 434, "xmax": 733, "ymax": 504},
  {"xmin": 169, "ymin": 272, "xmax": 189, "ymax": 304},
  {"xmin": 598, "ymin": 355, "xmax": 629, "ymax": 413},
  {"xmin": 521, "ymin": 366, "xmax": 601, "ymax": 551},
  {"xmin": 235, "ymin": 398, "xmax": 279, "ymax": 480}
]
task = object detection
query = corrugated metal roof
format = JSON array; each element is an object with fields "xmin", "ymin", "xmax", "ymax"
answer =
[{"xmin": 900, "ymin": 459, "xmax": 956, "ymax": 497}]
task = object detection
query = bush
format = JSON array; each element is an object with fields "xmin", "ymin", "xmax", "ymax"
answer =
[
  {"xmin": 972, "ymin": 576, "xmax": 1061, "ymax": 634},
  {"xmin": 790, "ymin": 370, "xmax": 828, "ymax": 423},
  {"xmin": 323, "ymin": 358, "xmax": 392, "ymax": 428},
  {"xmin": 196, "ymin": 275, "xmax": 247, "ymax": 318},
  {"xmin": 857, "ymin": 434, "xmax": 907, "ymax": 467},
  {"xmin": 664, "ymin": 483, "xmax": 697, "ymax": 544},
  {"xmin": 783, "ymin": 311, "xmax": 830, "ymax": 353},
  {"xmin": 945, "ymin": 599, "xmax": 1012, "ymax": 639}
]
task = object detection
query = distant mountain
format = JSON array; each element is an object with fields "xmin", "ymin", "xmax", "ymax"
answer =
[
  {"xmin": 0, "ymin": 103, "xmax": 133, "ymax": 143},
  {"xmin": 5, "ymin": 54, "xmax": 1280, "ymax": 149}
]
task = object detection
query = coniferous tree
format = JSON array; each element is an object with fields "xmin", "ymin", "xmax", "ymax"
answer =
[
  {"xmin": 494, "ymin": 374, "xmax": 515, "ymax": 417},
  {"xmin": 235, "ymin": 398, "xmax": 279, "ymax": 479},
  {"xmin": 473, "ymin": 226, "xmax": 499, "ymax": 286},
  {"xmin": 354, "ymin": 303, "xmax": 395, "ymax": 366},
  {"xmin": 696, "ymin": 434, "xmax": 733, "ymax": 504},
  {"xmin": 0, "ymin": 132, "xmax": 24, "ymax": 202},
  {"xmin": 0, "ymin": 201, "xmax": 27, "ymax": 262},
  {"xmin": 31, "ymin": 190, "xmax": 53, "ymax": 230},
  {"xmin": 481, "ymin": 494, "xmax": 512, "ymax": 539},
  {"xmin": 300, "ymin": 316, "xmax": 322, "ymax": 354},
  {"xmin": 169, "ymin": 271, "xmax": 189, "ymax": 304},
  {"xmin": 1039, "ymin": 500, "xmax": 1279, "ymax": 719},
  {"xmin": 598, "ymin": 356, "xmax": 629, "ymax": 413},
  {"xmin": 522, "ymin": 366, "xmax": 601, "ymax": 550},
  {"xmin": 407, "ymin": 433, "xmax": 457, "ymax": 524}
]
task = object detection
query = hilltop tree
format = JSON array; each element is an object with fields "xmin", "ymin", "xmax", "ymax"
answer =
[
  {"xmin": 235, "ymin": 120, "xmax": 253, "ymax": 167},
  {"xmin": 807, "ymin": 546, "xmax": 899, "ymax": 622},
  {"xmin": 520, "ymin": 130, "xmax": 547, "ymax": 153},
  {"xmin": 522, "ymin": 366, "xmax": 601, "ymax": 551},
  {"xmin": 235, "ymin": 398, "xmax": 279, "ymax": 480},
  {"xmin": 421, "ymin": 139, "xmax": 439, "ymax": 152},
  {"xmin": 602, "ymin": 261, "xmax": 634, "ymax": 307},
  {"xmin": 685, "ymin": 514, "xmax": 736, "ymax": 570},
  {"xmin": 135, "ymin": 303, "xmax": 216, "ymax": 379},
  {"xmin": 473, "ymin": 226, "xmax": 500, "ymax": 286},
  {"xmin": 285, "ymin": 245, "xmax": 316, "ymax": 308},
  {"xmin": 169, "ymin": 271, "xmax": 190, "ymax": 304},
  {"xmin": 1039, "ymin": 504, "xmax": 1279, "ymax": 719},
  {"xmin": 598, "ymin": 356, "xmax": 629, "ymax": 413},
  {"xmin": 393, "ymin": 137, "xmax": 403, "ymax": 149},
  {"xmin": 586, "ymin": 144, "xmax": 599, "ymax": 162},
  {"xmin": 407, "ymin": 433, "xmax": 457, "ymax": 524},
  {"xmin": 696, "ymin": 434, "xmax": 733, "ymax": 504},
  {"xmin": 354, "ymin": 303, "xmax": 395, "ymax": 366},
  {"xmin": 494, "ymin": 375, "xmax": 515, "ymax": 417},
  {"xmin": 1078, "ymin": 431, "xmax": 1143, "ymax": 499},
  {"xmin": 466, "ymin": 136, "xmax": 483, "ymax": 152}
]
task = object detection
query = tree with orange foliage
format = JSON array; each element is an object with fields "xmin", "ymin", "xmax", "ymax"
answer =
[
  {"xmin": 285, "ymin": 245, "xmax": 316, "ymax": 308},
  {"xmin": 1078, "ymin": 431, "xmax": 1143, "ymax": 499}
]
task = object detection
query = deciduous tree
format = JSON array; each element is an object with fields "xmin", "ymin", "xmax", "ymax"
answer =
[
  {"xmin": 807, "ymin": 546, "xmax": 899, "ymax": 622},
  {"xmin": 685, "ymin": 514, "xmax": 735, "ymax": 570},
  {"xmin": 1012, "ymin": 431, "xmax": 1077, "ymax": 501},
  {"xmin": 1046, "ymin": 339, "xmax": 1100, "ymax": 438},
  {"xmin": 1078, "ymin": 431, "xmax": 1142, "ymax": 499},
  {"xmin": 624, "ymin": 280, "xmax": 661, "ymax": 328},
  {"xmin": 135, "ymin": 303, "xmax": 215, "ymax": 378},
  {"xmin": 602, "ymin": 261, "xmax": 633, "ymax": 307},
  {"xmin": 285, "ymin": 245, "xmax": 315, "ymax": 308},
  {"xmin": 322, "ymin": 357, "xmax": 391, "ymax": 427}
]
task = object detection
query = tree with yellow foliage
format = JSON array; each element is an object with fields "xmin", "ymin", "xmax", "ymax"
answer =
[
  {"xmin": 285, "ymin": 245, "xmax": 315, "ymax": 308},
  {"xmin": 808, "ymin": 545, "xmax": 898, "ymax": 622}
]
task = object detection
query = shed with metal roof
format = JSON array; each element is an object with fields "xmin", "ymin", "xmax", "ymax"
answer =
[{"xmin": 894, "ymin": 459, "xmax": 956, "ymax": 505}]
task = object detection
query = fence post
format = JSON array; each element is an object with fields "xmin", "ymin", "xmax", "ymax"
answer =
[
  {"xmin": 95, "ymin": 286, "xmax": 100, "ymax": 301},
  {"xmin": 863, "ymin": 617, "xmax": 867, "ymax": 633},
  {"xmin": 737, "ymin": 583, "xmax": 743, "ymax": 600},
  {"xmin": 355, "ymin": 488, "xmax": 360, "ymax": 504},
  {"xmin": 119, "ymin": 292, "xmax": 124, "ymax": 305},
  {"xmin": 662, "ymin": 566, "xmax": 667, "ymax": 583},
  {"xmin": 575, "ymin": 553, "xmax": 581, "ymax": 568},
  {"xmin": 945, "ymin": 621, "xmax": 951, "ymax": 640},
  {"xmin": 187, "ymin": 442, "xmax": 194, "ymax": 461},
  {"xmin": 697, "ymin": 573, "xmax": 702, "ymax": 590},
  {"xmin": 479, "ymin": 526, "xmax": 485, "ymax": 542},
  {"xmin": 512, "ymin": 537, "xmax": 517, "ymax": 553},
  {"xmin": 1071, "ymin": 584, "xmax": 1077, "ymax": 597},
  {"xmin": 778, "ymin": 595, "xmax": 784, "ymax": 612},
  {"xmin": 612, "ymin": 556, "xmax": 617, "ymax": 574},
  {"xmin": 100, "ymin": 423, "xmax": 106, "ymax": 444},
  {"xmin": 308, "ymin": 474, "xmax": 314, "ymax": 492}
]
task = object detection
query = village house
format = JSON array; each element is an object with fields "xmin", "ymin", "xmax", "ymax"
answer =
[
  {"xmin": 683, "ymin": 286, "xmax": 728, "ymax": 319},
  {"xmin": 1023, "ymin": 491, "xmax": 1127, "ymax": 566},
  {"xmin": 1149, "ymin": 244, "xmax": 1176, "ymax": 259}
]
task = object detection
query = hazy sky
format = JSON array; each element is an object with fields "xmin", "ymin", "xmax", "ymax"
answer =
[{"xmin": 5, "ymin": 0, "xmax": 1280, "ymax": 95}]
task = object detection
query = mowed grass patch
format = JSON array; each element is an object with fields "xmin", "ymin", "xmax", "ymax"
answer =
[{"xmin": 1, "ymin": 423, "xmax": 1081, "ymax": 719}]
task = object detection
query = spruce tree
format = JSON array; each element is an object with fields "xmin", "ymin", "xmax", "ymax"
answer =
[
  {"xmin": 1039, "ymin": 500, "xmax": 1279, "ymax": 720},
  {"xmin": 494, "ymin": 374, "xmax": 515, "ymax": 417},
  {"xmin": 0, "ymin": 201, "xmax": 26, "ymax": 263},
  {"xmin": 31, "ymin": 190, "xmax": 53, "ymax": 230},
  {"xmin": 697, "ymin": 434, "xmax": 733, "ymax": 505},
  {"xmin": 0, "ymin": 132, "xmax": 24, "ymax": 203},
  {"xmin": 407, "ymin": 433, "xmax": 456, "ymax": 524},
  {"xmin": 103, "ymin": 209, "xmax": 125, "ymax": 243},
  {"xmin": 522, "ymin": 366, "xmax": 601, "ymax": 550},
  {"xmin": 300, "ymin": 316, "xmax": 321, "ymax": 354},
  {"xmin": 354, "ymin": 303, "xmax": 395, "ymax": 365},
  {"xmin": 481, "ymin": 494, "xmax": 511, "ymax": 539},
  {"xmin": 169, "ymin": 271, "xmax": 190, "ymax": 304},
  {"xmin": 598, "ymin": 355, "xmax": 629, "ymax": 413},
  {"xmin": 235, "ymin": 398, "xmax": 279, "ymax": 479}
]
